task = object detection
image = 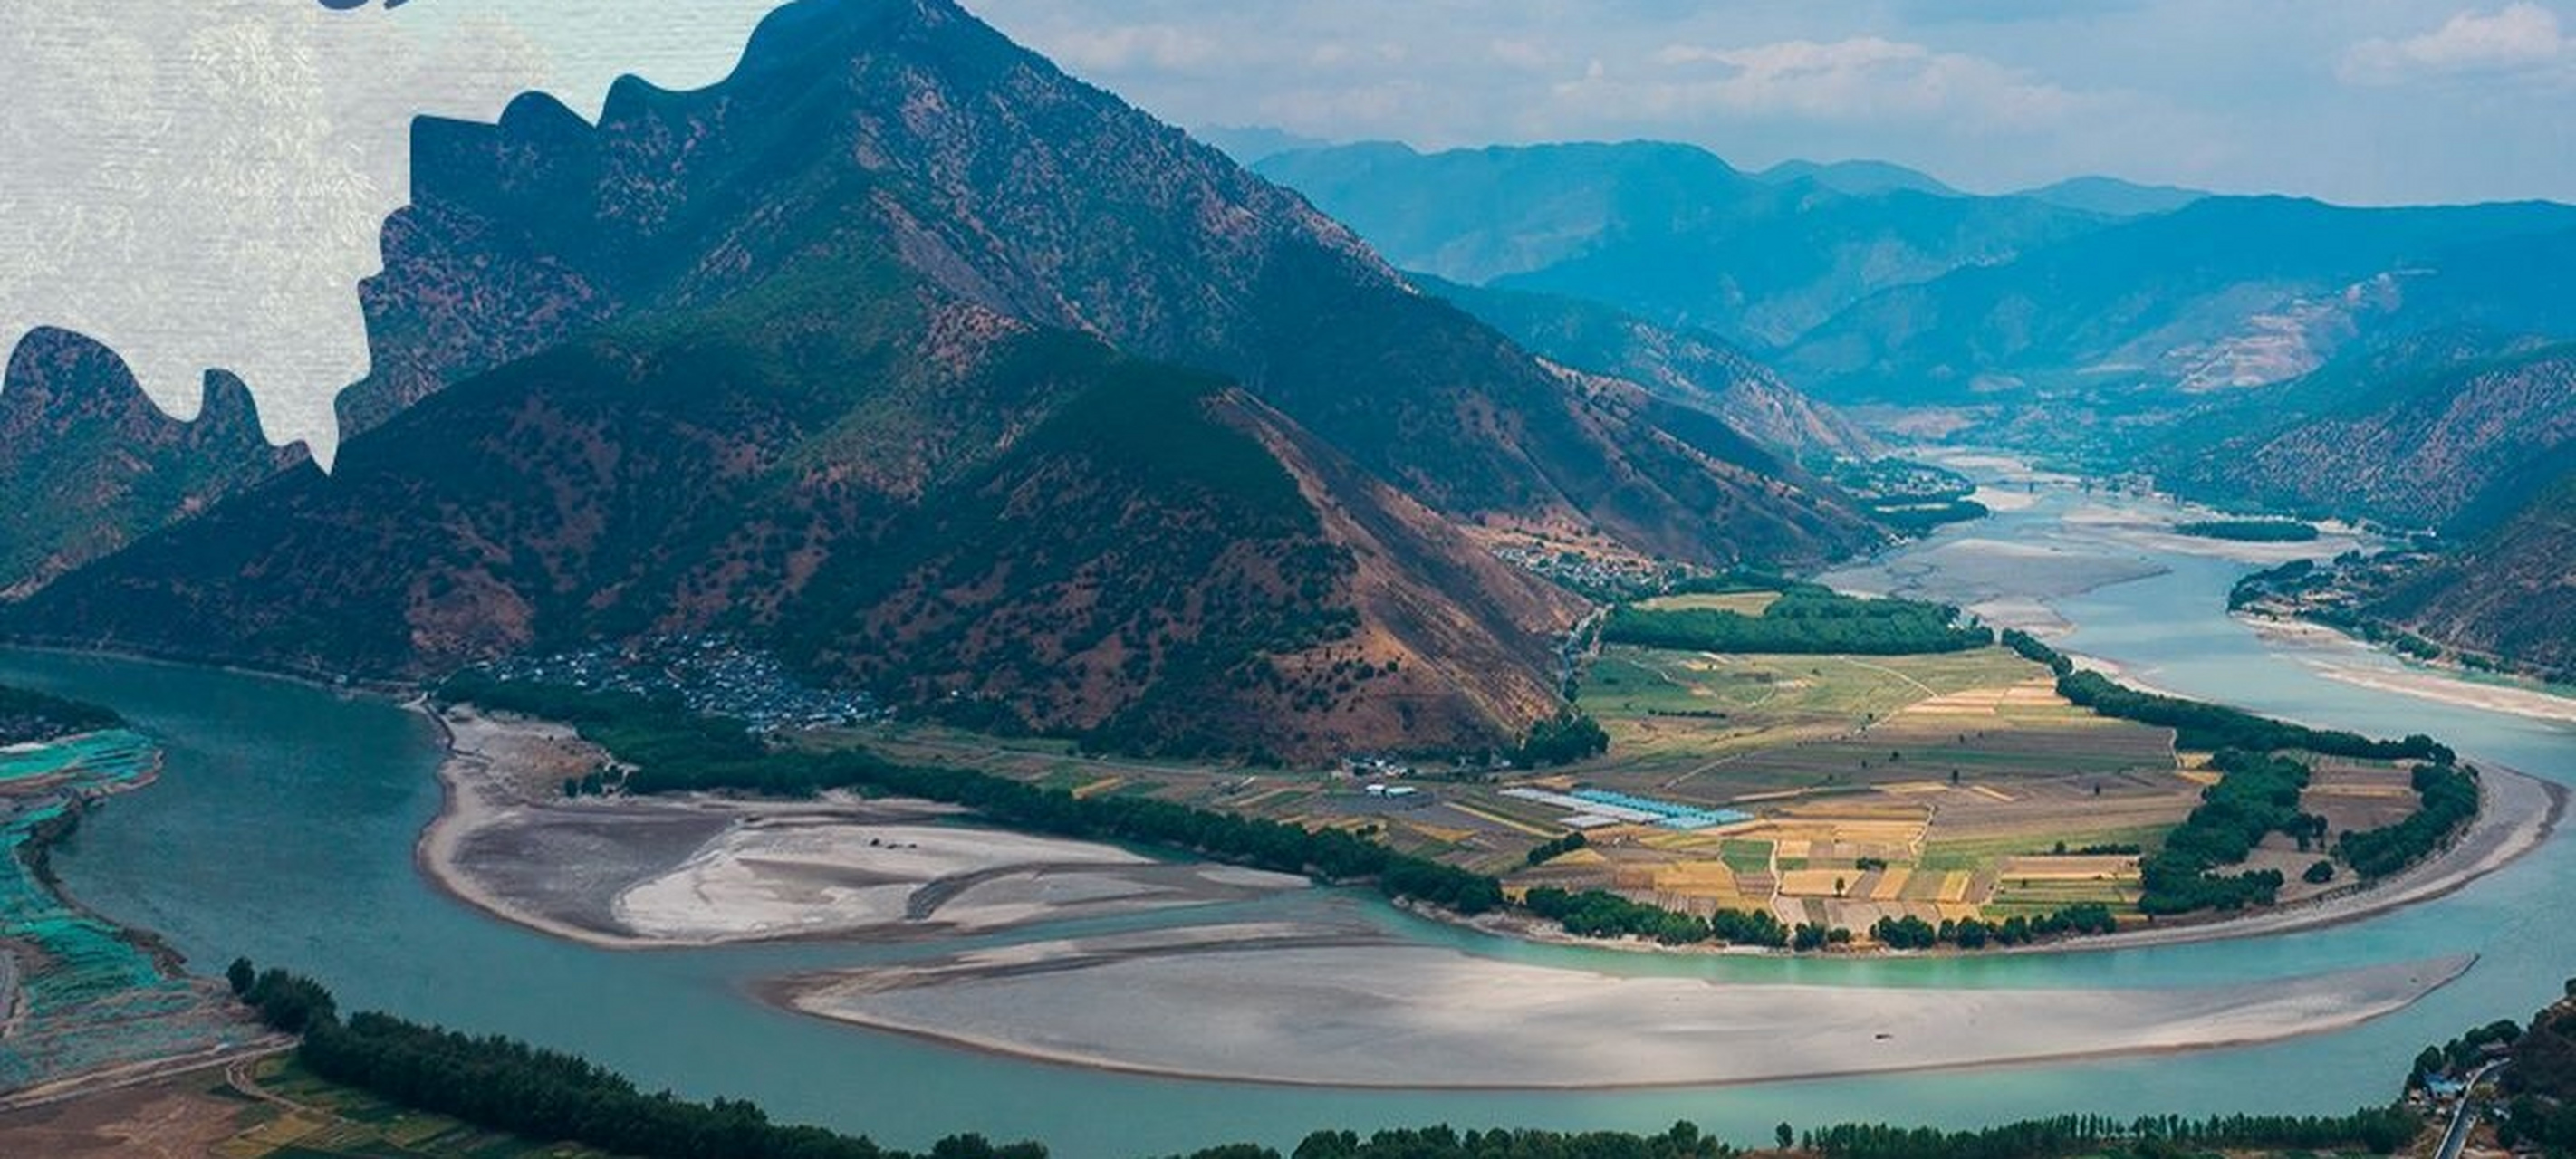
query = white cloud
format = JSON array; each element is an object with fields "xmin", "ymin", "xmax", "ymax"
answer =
[
  {"xmin": 1566, "ymin": 35, "xmax": 2083, "ymax": 129},
  {"xmin": 1043, "ymin": 24, "xmax": 1226, "ymax": 72},
  {"xmin": 2341, "ymin": 4, "xmax": 2571, "ymax": 86}
]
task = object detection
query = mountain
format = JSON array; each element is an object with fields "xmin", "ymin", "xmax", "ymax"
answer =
[
  {"xmin": 1194, "ymin": 125, "xmax": 1334, "ymax": 166},
  {"xmin": 1409, "ymin": 275, "xmax": 1877, "ymax": 461},
  {"xmin": 1755, "ymin": 158, "xmax": 1960, "ymax": 199},
  {"xmin": 2367, "ymin": 472, "xmax": 2576, "ymax": 680},
  {"xmin": 1783, "ymin": 196, "xmax": 2576, "ymax": 405},
  {"xmin": 2014, "ymin": 177, "xmax": 2206, "ymax": 217},
  {"xmin": 1250, "ymin": 141, "xmax": 2107, "ymax": 347},
  {"xmin": 327, "ymin": 20, "xmax": 1869, "ymax": 566},
  {"xmin": 18, "ymin": 0, "xmax": 1874, "ymax": 758},
  {"xmin": 0, "ymin": 329, "xmax": 307, "ymax": 599},
  {"xmin": 2156, "ymin": 339, "xmax": 2576, "ymax": 532}
]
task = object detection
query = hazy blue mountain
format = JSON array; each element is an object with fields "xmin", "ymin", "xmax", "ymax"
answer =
[
  {"xmin": 1755, "ymin": 158, "xmax": 1962, "ymax": 198},
  {"xmin": 1252, "ymin": 140, "xmax": 2107, "ymax": 347},
  {"xmin": 1783, "ymin": 196, "xmax": 2576, "ymax": 404},
  {"xmin": 2015, "ymin": 176, "xmax": 2208, "ymax": 217},
  {"xmin": 1193, "ymin": 124, "xmax": 1335, "ymax": 166},
  {"xmin": 1410, "ymin": 274, "xmax": 1877, "ymax": 460}
]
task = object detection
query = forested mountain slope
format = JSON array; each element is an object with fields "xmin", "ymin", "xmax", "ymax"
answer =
[
  {"xmin": 0, "ymin": 329, "xmax": 306, "ymax": 599},
  {"xmin": 16, "ymin": 0, "xmax": 1891, "ymax": 758}
]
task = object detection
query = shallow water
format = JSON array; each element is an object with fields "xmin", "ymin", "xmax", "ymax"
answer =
[{"xmin": 11, "ymin": 466, "xmax": 2574, "ymax": 1158}]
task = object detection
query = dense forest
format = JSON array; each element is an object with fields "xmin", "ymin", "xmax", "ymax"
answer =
[
  {"xmin": 2501, "ymin": 991, "xmax": 2576, "ymax": 1152},
  {"xmin": 230, "ymin": 962, "xmax": 2433, "ymax": 1159},
  {"xmin": 1604, "ymin": 586, "xmax": 1992, "ymax": 656},
  {"xmin": 1514, "ymin": 710, "xmax": 1611, "ymax": 767},
  {"xmin": 0, "ymin": 684, "xmax": 123, "ymax": 746},
  {"xmin": 2136, "ymin": 750, "xmax": 2307, "ymax": 915}
]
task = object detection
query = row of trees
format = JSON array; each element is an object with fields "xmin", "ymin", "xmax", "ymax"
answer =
[
  {"xmin": 2004, "ymin": 630, "xmax": 2478, "ymax": 913},
  {"xmin": 1521, "ymin": 886, "xmax": 1790, "ymax": 948},
  {"xmin": 2002, "ymin": 631, "xmax": 2451, "ymax": 762},
  {"xmin": 2340, "ymin": 761, "xmax": 2479, "ymax": 880},
  {"xmin": 1604, "ymin": 587, "xmax": 1993, "ymax": 656},
  {"xmin": 227, "ymin": 959, "xmax": 2446, "ymax": 1159},
  {"xmin": 1267, "ymin": 1124, "xmax": 1733, "ymax": 1159},
  {"xmin": 1868, "ymin": 905, "xmax": 2119, "ymax": 950},
  {"xmin": 1524, "ymin": 831, "xmax": 1590, "ymax": 867},
  {"xmin": 233, "ymin": 961, "xmax": 954, "ymax": 1159},
  {"xmin": 1805, "ymin": 1107, "xmax": 2421, "ymax": 1159},
  {"xmin": 2174, "ymin": 520, "xmax": 2321, "ymax": 543}
]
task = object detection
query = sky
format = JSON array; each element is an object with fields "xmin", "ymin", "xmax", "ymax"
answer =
[
  {"xmin": 0, "ymin": 0, "xmax": 787, "ymax": 459},
  {"xmin": 964, "ymin": 0, "xmax": 2576, "ymax": 206}
]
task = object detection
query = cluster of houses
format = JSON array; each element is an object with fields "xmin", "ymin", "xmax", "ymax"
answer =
[{"xmin": 470, "ymin": 635, "xmax": 883, "ymax": 732}]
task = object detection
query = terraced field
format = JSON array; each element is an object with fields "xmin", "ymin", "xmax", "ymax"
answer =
[{"xmin": 1531, "ymin": 645, "xmax": 2192, "ymax": 934}]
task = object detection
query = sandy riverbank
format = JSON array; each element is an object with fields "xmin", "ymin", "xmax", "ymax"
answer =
[
  {"xmin": 418, "ymin": 705, "xmax": 1304, "ymax": 949},
  {"xmin": 2234, "ymin": 617, "xmax": 2576, "ymax": 726},
  {"xmin": 779, "ymin": 923, "xmax": 2475, "ymax": 1089}
]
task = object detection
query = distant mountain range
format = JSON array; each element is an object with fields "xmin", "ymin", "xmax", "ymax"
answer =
[
  {"xmin": 1782, "ymin": 196, "xmax": 2576, "ymax": 406},
  {"xmin": 1243, "ymin": 133, "xmax": 2574, "ymax": 685},
  {"xmin": 1408, "ymin": 274, "xmax": 1877, "ymax": 461},
  {"xmin": 9, "ymin": 24, "xmax": 2570, "ymax": 748},
  {"xmin": 4, "ymin": 0, "xmax": 1879, "ymax": 759},
  {"xmin": 2013, "ymin": 176, "xmax": 2207, "ymax": 218},
  {"xmin": 1250, "ymin": 141, "xmax": 2107, "ymax": 348}
]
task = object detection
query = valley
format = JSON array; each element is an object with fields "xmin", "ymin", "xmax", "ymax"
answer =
[
  {"xmin": 3, "ymin": 469, "xmax": 2569, "ymax": 1158},
  {"xmin": 0, "ymin": 0, "xmax": 2570, "ymax": 1155}
]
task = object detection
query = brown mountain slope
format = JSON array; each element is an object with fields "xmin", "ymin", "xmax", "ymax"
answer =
[
  {"xmin": 0, "ymin": 329, "xmax": 306, "ymax": 599},
  {"xmin": 2368, "ymin": 473, "xmax": 2576, "ymax": 680},
  {"xmin": 22, "ymin": 292, "xmax": 1578, "ymax": 758},
  {"xmin": 2160, "ymin": 341, "xmax": 2576, "ymax": 531}
]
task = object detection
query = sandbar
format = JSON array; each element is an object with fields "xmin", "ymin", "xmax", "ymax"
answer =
[
  {"xmin": 418, "ymin": 705, "xmax": 1303, "ymax": 948},
  {"xmin": 778, "ymin": 923, "xmax": 2476, "ymax": 1089}
]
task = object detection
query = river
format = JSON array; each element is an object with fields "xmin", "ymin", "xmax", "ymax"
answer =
[{"xmin": 5, "ymin": 465, "xmax": 2571, "ymax": 1158}]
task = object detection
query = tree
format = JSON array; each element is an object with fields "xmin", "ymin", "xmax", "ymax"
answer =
[{"xmin": 1778, "ymin": 1123, "xmax": 1796, "ymax": 1151}]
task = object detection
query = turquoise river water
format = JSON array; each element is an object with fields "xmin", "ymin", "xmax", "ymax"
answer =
[{"xmin": 5, "ymin": 471, "xmax": 2571, "ymax": 1157}]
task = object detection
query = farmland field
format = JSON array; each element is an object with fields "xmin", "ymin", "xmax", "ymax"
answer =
[{"xmin": 840, "ymin": 642, "xmax": 2219, "ymax": 940}]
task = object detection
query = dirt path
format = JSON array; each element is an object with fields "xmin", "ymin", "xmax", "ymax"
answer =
[{"xmin": 0, "ymin": 1038, "xmax": 293, "ymax": 1117}]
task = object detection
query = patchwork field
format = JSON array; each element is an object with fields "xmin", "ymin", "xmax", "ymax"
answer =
[{"xmin": 845, "ymin": 643, "xmax": 2207, "ymax": 941}]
